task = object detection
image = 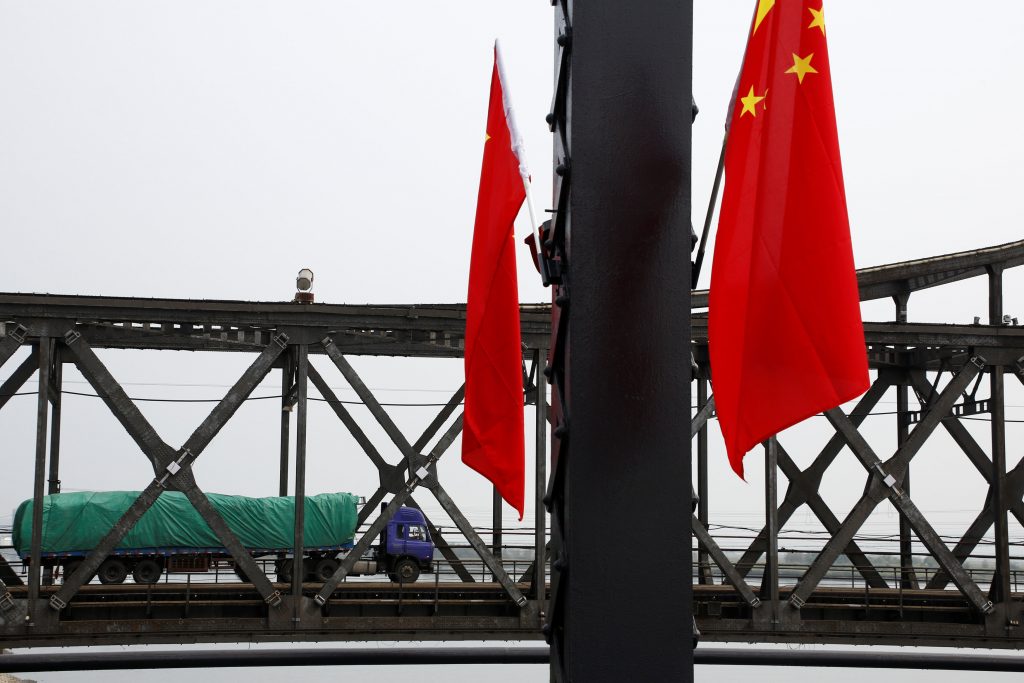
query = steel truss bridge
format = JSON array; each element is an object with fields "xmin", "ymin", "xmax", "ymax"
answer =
[{"xmin": 0, "ymin": 239, "xmax": 1023, "ymax": 650}]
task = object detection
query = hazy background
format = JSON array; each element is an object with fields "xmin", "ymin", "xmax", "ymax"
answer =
[{"xmin": 1, "ymin": 1, "xmax": 1023, "ymax": 680}]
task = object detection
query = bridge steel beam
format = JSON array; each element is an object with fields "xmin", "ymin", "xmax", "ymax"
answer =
[
  {"xmin": 555, "ymin": 0, "xmax": 693, "ymax": 679},
  {"xmin": 48, "ymin": 333, "xmax": 289, "ymax": 611},
  {"xmin": 732, "ymin": 378, "xmax": 891, "ymax": 587},
  {"xmin": 788, "ymin": 359, "xmax": 986, "ymax": 612},
  {"xmin": 317, "ymin": 335, "xmax": 525, "ymax": 597}
]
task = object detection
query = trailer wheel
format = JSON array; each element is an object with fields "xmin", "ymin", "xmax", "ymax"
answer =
[
  {"xmin": 97, "ymin": 559, "xmax": 128, "ymax": 585},
  {"xmin": 393, "ymin": 558, "xmax": 420, "ymax": 584},
  {"xmin": 312, "ymin": 558, "xmax": 339, "ymax": 582},
  {"xmin": 276, "ymin": 559, "xmax": 294, "ymax": 584},
  {"xmin": 132, "ymin": 559, "xmax": 163, "ymax": 584}
]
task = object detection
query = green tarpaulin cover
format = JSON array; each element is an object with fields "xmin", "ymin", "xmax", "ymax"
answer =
[{"xmin": 13, "ymin": 491, "xmax": 359, "ymax": 557}]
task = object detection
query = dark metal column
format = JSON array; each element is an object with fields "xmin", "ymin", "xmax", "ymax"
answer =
[
  {"xmin": 292, "ymin": 345, "xmax": 309, "ymax": 621},
  {"xmin": 697, "ymin": 377, "xmax": 711, "ymax": 584},
  {"xmin": 761, "ymin": 437, "xmax": 779, "ymax": 626},
  {"xmin": 46, "ymin": 344, "xmax": 63, "ymax": 496},
  {"xmin": 987, "ymin": 266, "xmax": 1011, "ymax": 609},
  {"xmin": 279, "ymin": 352, "xmax": 294, "ymax": 497},
  {"xmin": 562, "ymin": 1, "xmax": 693, "ymax": 679},
  {"xmin": 534, "ymin": 348, "xmax": 547, "ymax": 605},
  {"xmin": 894, "ymin": 293, "xmax": 917, "ymax": 589},
  {"xmin": 492, "ymin": 488, "xmax": 502, "ymax": 582},
  {"xmin": 27, "ymin": 340, "xmax": 51, "ymax": 623}
]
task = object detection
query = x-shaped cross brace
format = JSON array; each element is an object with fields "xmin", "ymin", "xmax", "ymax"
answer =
[
  {"xmin": 787, "ymin": 357, "xmax": 993, "ymax": 613},
  {"xmin": 312, "ymin": 337, "xmax": 527, "ymax": 607},
  {"xmin": 731, "ymin": 378, "xmax": 892, "ymax": 588},
  {"xmin": 912, "ymin": 370, "xmax": 1024, "ymax": 591},
  {"xmin": 48, "ymin": 330, "xmax": 289, "ymax": 611}
]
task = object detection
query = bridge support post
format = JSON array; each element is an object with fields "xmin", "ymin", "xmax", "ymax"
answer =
[
  {"xmin": 27, "ymin": 339, "xmax": 51, "ymax": 624},
  {"xmin": 292, "ymin": 344, "xmax": 309, "ymax": 622},
  {"xmin": 557, "ymin": 1, "xmax": 692, "ymax": 679},
  {"xmin": 279, "ymin": 350, "xmax": 294, "ymax": 497},
  {"xmin": 534, "ymin": 347, "xmax": 547, "ymax": 606},
  {"xmin": 697, "ymin": 377, "xmax": 712, "ymax": 584},
  {"xmin": 893, "ymin": 293, "xmax": 918, "ymax": 590},
  {"xmin": 986, "ymin": 265, "xmax": 1014, "ymax": 620},
  {"xmin": 759, "ymin": 437, "xmax": 780, "ymax": 626}
]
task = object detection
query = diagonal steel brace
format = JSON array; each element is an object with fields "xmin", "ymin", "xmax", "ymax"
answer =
[
  {"xmin": 787, "ymin": 358, "xmax": 988, "ymax": 612},
  {"xmin": 0, "ymin": 324, "xmax": 28, "ymax": 372},
  {"xmin": 703, "ymin": 380, "xmax": 890, "ymax": 588},
  {"xmin": 0, "ymin": 348, "xmax": 39, "ymax": 412},
  {"xmin": 692, "ymin": 518, "xmax": 760, "ymax": 607},
  {"xmin": 51, "ymin": 332, "xmax": 288, "ymax": 610}
]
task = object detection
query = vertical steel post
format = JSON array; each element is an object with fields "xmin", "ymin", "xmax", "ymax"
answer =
[
  {"xmin": 292, "ymin": 345, "xmax": 308, "ymax": 620},
  {"xmin": 46, "ymin": 344, "xmax": 62, "ymax": 496},
  {"xmin": 987, "ymin": 266, "xmax": 1011, "ymax": 608},
  {"xmin": 28, "ymin": 339, "xmax": 51, "ymax": 623},
  {"xmin": 492, "ymin": 487, "xmax": 503, "ymax": 582},
  {"xmin": 534, "ymin": 348, "xmax": 547, "ymax": 605},
  {"xmin": 762, "ymin": 437, "xmax": 779, "ymax": 625},
  {"xmin": 894, "ymin": 292, "xmax": 917, "ymax": 589},
  {"xmin": 697, "ymin": 377, "xmax": 711, "ymax": 584},
  {"xmin": 279, "ymin": 352, "xmax": 293, "ymax": 497},
  {"xmin": 563, "ymin": 1, "xmax": 692, "ymax": 678}
]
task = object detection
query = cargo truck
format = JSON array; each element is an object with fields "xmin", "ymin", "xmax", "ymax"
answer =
[{"xmin": 12, "ymin": 491, "xmax": 434, "ymax": 585}]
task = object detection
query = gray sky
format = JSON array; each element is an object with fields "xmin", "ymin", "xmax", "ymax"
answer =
[{"xmin": 2, "ymin": 1, "xmax": 1024, "ymax": 678}]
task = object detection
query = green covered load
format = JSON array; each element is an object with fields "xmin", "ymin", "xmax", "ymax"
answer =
[{"xmin": 13, "ymin": 491, "xmax": 359, "ymax": 558}]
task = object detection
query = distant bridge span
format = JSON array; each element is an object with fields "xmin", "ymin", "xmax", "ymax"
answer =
[{"xmin": 0, "ymin": 239, "xmax": 1022, "ymax": 649}]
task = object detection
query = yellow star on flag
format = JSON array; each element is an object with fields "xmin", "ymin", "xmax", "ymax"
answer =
[
  {"xmin": 485, "ymin": 132, "xmax": 491, "ymax": 142},
  {"xmin": 808, "ymin": 6, "xmax": 825, "ymax": 35},
  {"xmin": 785, "ymin": 53, "xmax": 818, "ymax": 84},
  {"xmin": 753, "ymin": 0, "xmax": 775, "ymax": 34},
  {"xmin": 739, "ymin": 86, "xmax": 767, "ymax": 117}
]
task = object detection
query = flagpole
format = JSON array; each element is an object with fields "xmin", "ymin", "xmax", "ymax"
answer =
[
  {"xmin": 691, "ymin": 132, "xmax": 726, "ymax": 290},
  {"xmin": 493, "ymin": 40, "xmax": 546, "ymax": 267}
]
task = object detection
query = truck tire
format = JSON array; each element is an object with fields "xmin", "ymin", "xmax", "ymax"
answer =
[
  {"xmin": 392, "ymin": 558, "xmax": 420, "ymax": 584},
  {"xmin": 312, "ymin": 558, "xmax": 339, "ymax": 582},
  {"xmin": 276, "ymin": 558, "xmax": 294, "ymax": 584},
  {"xmin": 132, "ymin": 559, "xmax": 163, "ymax": 584},
  {"xmin": 98, "ymin": 559, "xmax": 128, "ymax": 585}
]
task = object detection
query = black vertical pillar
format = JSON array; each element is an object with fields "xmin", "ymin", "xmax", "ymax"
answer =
[
  {"xmin": 292, "ymin": 345, "xmax": 308, "ymax": 620},
  {"xmin": 47, "ymin": 344, "xmax": 62, "ymax": 496},
  {"xmin": 564, "ymin": 2, "xmax": 693, "ymax": 679},
  {"xmin": 28, "ymin": 339, "xmax": 51, "ymax": 622},
  {"xmin": 279, "ymin": 352, "xmax": 293, "ymax": 497},
  {"xmin": 987, "ymin": 266, "xmax": 1011, "ymax": 609},
  {"xmin": 492, "ymin": 487, "xmax": 503, "ymax": 582},
  {"xmin": 534, "ymin": 348, "xmax": 548, "ymax": 605},
  {"xmin": 894, "ymin": 293, "xmax": 918, "ymax": 589},
  {"xmin": 761, "ymin": 437, "xmax": 779, "ymax": 626},
  {"xmin": 697, "ymin": 377, "xmax": 711, "ymax": 584}
]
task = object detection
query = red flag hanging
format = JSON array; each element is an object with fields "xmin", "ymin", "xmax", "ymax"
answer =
[
  {"xmin": 709, "ymin": 0, "xmax": 869, "ymax": 478},
  {"xmin": 462, "ymin": 44, "xmax": 526, "ymax": 519}
]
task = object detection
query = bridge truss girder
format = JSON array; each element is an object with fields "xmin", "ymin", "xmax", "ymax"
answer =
[
  {"xmin": 0, "ymin": 305, "xmax": 548, "ymax": 644},
  {"xmin": 1, "ymin": 237, "xmax": 1024, "ymax": 648}
]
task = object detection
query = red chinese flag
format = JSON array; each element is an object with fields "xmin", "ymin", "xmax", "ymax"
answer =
[
  {"xmin": 709, "ymin": 0, "xmax": 869, "ymax": 478},
  {"xmin": 463, "ymin": 47, "xmax": 526, "ymax": 519}
]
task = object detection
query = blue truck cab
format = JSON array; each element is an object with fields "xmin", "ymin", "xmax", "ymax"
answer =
[{"xmin": 380, "ymin": 506, "xmax": 434, "ymax": 583}]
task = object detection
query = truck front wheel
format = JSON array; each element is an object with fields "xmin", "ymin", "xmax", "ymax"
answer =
[{"xmin": 392, "ymin": 558, "xmax": 420, "ymax": 584}]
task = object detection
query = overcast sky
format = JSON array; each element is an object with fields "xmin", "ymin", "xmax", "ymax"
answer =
[{"xmin": 2, "ymin": 1, "xmax": 1023, "ymax": 678}]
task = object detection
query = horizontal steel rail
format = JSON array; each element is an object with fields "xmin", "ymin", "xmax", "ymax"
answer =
[{"xmin": 4, "ymin": 646, "xmax": 1024, "ymax": 673}]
